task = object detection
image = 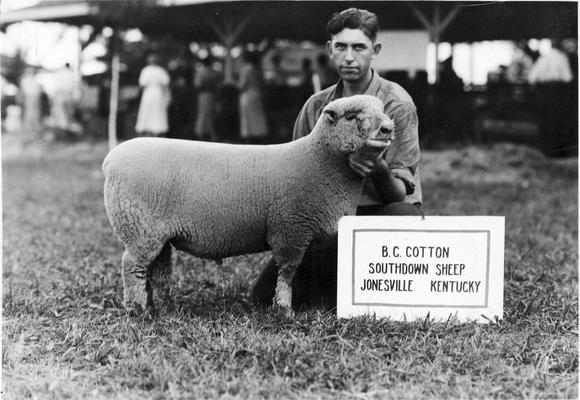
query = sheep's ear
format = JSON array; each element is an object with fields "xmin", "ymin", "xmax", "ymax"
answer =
[{"xmin": 324, "ymin": 109, "xmax": 337, "ymax": 124}]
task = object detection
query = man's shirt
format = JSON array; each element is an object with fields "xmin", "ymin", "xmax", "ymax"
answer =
[{"xmin": 293, "ymin": 70, "xmax": 422, "ymax": 206}]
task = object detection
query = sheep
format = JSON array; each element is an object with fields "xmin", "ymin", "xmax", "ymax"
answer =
[{"xmin": 102, "ymin": 94, "xmax": 394, "ymax": 315}]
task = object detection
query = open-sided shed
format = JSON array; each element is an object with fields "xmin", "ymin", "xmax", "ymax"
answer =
[
  {"xmin": 2, "ymin": 0, "xmax": 577, "ymax": 147},
  {"xmin": 3, "ymin": 1, "xmax": 576, "ymax": 42}
]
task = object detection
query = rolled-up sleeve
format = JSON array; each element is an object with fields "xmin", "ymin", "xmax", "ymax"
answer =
[{"xmin": 385, "ymin": 101, "xmax": 420, "ymax": 195}]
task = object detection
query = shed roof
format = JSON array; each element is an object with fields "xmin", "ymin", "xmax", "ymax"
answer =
[{"xmin": 1, "ymin": 1, "xmax": 577, "ymax": 44}]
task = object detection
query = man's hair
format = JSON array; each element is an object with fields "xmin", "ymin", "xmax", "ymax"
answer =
[{"xmin": 326, "ymin": 8, "xmax": 379, "ymax": 42}]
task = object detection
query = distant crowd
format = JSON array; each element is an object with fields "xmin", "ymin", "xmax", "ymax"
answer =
[
  {"xmin": 490, "ymin": 38, "xmax": 576, "ymax": 84},
  {"xmin": 3, "ymin": 63, "xmax": 83, "ymax": 142},
  {"xmin": 133, "ymin": 49, "xmax": 340, "ymax": 144},
  {"xmin": 2, "ymin": 38, "xmax": 577, "ymax": 153},
  {"xmin": 2, "ymin": 48, "xmax": 340, "ymax": 144}
]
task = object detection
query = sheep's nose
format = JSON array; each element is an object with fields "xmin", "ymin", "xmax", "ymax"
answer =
[{"xmin": 380, "ymin": 119, "xmax": 394, "ymax": 135}]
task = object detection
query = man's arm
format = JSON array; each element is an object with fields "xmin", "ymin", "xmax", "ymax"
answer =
[
  {"xmin": 350, "ymin": 101, "xmax": 419, "ymax": 203},
  {"xmin": 349, "ymin": 153, "xmax": 406, "ymax": 203},
  {"xmin": 292, "ymin": 101, "xmax": 314, "ymax": 140}
]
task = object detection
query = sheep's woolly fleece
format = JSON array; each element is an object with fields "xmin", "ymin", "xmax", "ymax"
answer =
[
  {"xmin": 421, "ymin": 143, "xmax": 551, "ymax": 185},
  {"xmin": 102, "ymin": 94, "xmax": 394, "ymax": 313}
]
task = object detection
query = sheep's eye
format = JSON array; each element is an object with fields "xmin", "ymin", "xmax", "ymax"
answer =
[{"xmin": 345, "ymin": 112, "xmax": 358, "ymax": 121}]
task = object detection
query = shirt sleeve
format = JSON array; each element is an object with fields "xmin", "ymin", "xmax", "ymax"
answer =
[
  {"xmin": 292, "ymin": 98, "xmax": 316, "ymax": 140},
  {"xmin": 384, "ymin": 101, "xmax": 420, "ymax": 195}
]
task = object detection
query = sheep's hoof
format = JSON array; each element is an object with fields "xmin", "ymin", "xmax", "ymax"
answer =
[
  {"xmin": 124, "ymin": 302, "xmax": 155, "ymax": 319},
  {"xmin": 272, "ymin": 304, "xmax": 295, "ymax": 318},
  {"xmin": 155, "ymin": 299, "xmax": 175, "ymax": 315},
  {"xmin": 124, "ymin": 301, "xmax": 142, "ymax": 315}
]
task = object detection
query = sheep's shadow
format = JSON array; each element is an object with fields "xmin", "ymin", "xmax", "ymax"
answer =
[
  {"xmin": 256, "ymin": 238, "xmax": 338, "ymax": 311},
  {"xmin": 168, "ymin": 241, "xmax": 338, "ymax": 319}
]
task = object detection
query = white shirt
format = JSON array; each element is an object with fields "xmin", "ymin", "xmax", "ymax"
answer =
[{"xmin": 528, "ymin": 48, "xmax": 573, "ymax": 83}]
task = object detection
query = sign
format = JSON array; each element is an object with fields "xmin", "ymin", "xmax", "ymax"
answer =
[{"xmin": 337, "ymin": 216, "xmax": 504, "ymax": 323}]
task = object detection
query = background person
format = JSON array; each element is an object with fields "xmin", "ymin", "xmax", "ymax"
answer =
[
  {"xmin": 193, "ymin": 57, "xmax": 221, "ymax": 141},
  {"xmin": 135, "ymin": 53, "xmax": 171, "ymax": 137},
  {"xmin": 506, "ymin": 40, "xmax": 535, "ymax": 83},
  {"xmin": 18, "ymin": 66, "xmax": 45, "ymax": 141},
  {"xmin": 251, "ymin": 7, "xmax": 423, "ymax": 309},
  {"xmin": 238, "ymin": 51, "xmax": 268, "ymax": 143},
  {"xmin": 50, "ymin": 63, "xmax": 80, "ymax": 134},
  {"xmin": 299, "ymin": 57, "xmax": 315, "ymax": 102},
  {"xmin": 528, "ymin": 38, "xmax": 575, "ymax": 156},
  {"xmin": 528, "ymin": 38, "xmax": 573, "ymax": 84},
  {"xmin": 266, "ymin": 52, "xmax": 288, "ymax": 86},
  {"xmin": 313, "ymin": 52, "xmax": 339, "ymax": 92},
  {"xmin": 167, "ymin": 74, "xmax": 195, "ymax": 140}
]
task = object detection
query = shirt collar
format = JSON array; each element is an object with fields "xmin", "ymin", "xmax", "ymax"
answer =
[{"xmin": 330, "ymin": 69, "xmax": 379, "ymax": 101}]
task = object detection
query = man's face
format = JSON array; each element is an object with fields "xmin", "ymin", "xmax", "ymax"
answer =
[{"xmin": 327, "ymin": 28, "xmax": 381, "ymax": 83}]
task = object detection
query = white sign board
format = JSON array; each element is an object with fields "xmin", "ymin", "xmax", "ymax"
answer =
[{"xmin": 337, "ymin": 216, "xmax": 505, "ymax": 323}]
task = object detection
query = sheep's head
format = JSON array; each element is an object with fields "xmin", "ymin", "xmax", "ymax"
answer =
[{"xmin": 316, "ymin": 95, "xmax": 395, "ymax": 156}]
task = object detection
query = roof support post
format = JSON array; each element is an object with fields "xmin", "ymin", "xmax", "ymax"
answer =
[
  {"xmin": 205, "ymin": 12, "xmax": 253, "ymax": 84},
  {"xmin": 433, "ymin": 5, "xmax": 441, "ymax": 82},
  {"xmin": 76, "ymin": 26, "xmax": 83, "ymax": 83},
  {"xmin": 107, "ymin": 28, "xmax": 120, "ymax": 150},
  {"xmin": 223, "ymin": 25, "xmax": 236, "ymax": 85},
  {"xmin": 409, "ymin": 3, "xmax": 461, "ymax": 83}
]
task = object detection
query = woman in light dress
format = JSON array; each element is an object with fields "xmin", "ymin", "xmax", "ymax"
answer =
[
  {"xmin": 51, "ymin": 63, "xmax": 79, "ymax": 133},
  {"xmin": 135, "ymin": 54, "xmax": 171, "ymax": 137},
  {"xmin": 238, "ymin": 51, "xmax": 268, "ymax": 143}
]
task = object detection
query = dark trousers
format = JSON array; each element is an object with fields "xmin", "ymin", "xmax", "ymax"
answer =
[
  {"xmin": 251, "ymin": 202, "xmax": 424, "ymax": 309},
  {"xmin": 535, "ymin": 83, "xmax": 577, "ymax": 157}
]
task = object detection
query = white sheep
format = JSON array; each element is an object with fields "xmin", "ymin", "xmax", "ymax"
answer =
[{"xmin": 102, "ymin": 95, "xmax": 394, "ymax": 315}]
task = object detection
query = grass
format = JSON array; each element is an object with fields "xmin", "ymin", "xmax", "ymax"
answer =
[{"xmin": 2, "ymin": 138, "xmax": 578, "ymax": 399}]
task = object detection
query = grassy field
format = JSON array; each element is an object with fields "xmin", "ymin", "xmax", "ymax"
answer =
[{"xmin": 2, "ymin": 139, "xmax": 578, "ymax": 399}]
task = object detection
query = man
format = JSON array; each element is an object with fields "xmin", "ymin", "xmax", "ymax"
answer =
[
  {"xmin": 528, "ymin": 39, "xmax": 573, "ymax": 84},
  {"xmin": 251, "ymin": 8, "xmax": 422, "ymax": 307}
]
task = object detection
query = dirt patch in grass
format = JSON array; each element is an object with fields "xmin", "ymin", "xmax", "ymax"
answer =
[{"xmin": 2, "ymin": 139, "xmax": 577, "ymax": 399}]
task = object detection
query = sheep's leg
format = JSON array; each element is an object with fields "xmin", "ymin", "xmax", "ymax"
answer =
[
  {"xmin": 121, "ymin": 238, "xmax": 169, "ymax": 315},
  {"xmin": 272, "ymin": 245, "xmax": 306, "ymax": 316},
  {"xmin": 275, "ymin": 267, "xmax": 296, "ymax": 314},
  {"xmin": 148, "ymin": 243, "xmax": 174, "ymax": 312},
  {"xmin": 121, "ymin": 249, "xmax": 150, "ymax": 314}
]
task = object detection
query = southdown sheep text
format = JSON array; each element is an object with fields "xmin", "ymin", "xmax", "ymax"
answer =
[{"xmin": 102, "ymin": 95, "xmax": 395, "ymax": 315}]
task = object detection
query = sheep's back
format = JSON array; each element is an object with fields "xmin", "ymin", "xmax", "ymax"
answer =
[{"xmin": 103, "ymin": 137, "xmax": 311, "ymax": 258}]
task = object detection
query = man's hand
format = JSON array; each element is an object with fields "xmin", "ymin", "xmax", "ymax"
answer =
[
  {"xmin": 349, "ymin": 151, "xmax": 388, "ymax": 178},
  {"xmin": 349, "ymin": 141, "xmax": 406, "ymax": 203},
  {"xmin": 349, "ymin": 139, "xmax": 390, "ymax": 178}
]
